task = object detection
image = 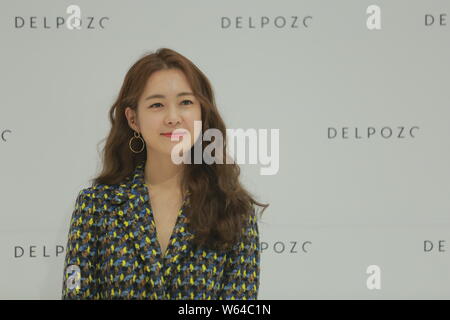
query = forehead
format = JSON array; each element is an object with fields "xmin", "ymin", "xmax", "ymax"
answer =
[{"xmin": 143, "ymin": 69, "xmax": 192, "ymax": 93}]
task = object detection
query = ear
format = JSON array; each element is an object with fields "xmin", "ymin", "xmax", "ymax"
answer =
[{"xmin": 125, "ymin": 107, "xmax": 140, "ymax": 132}]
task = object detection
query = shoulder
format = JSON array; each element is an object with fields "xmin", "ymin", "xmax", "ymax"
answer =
[
  {"xmin": 76, "ymin": 183, "xmax": 121, "ymax": 201},
  {"xmin": 245, "ymin": 206, "xmax": 259, "ymax": 230},
  {"xmin": 73, "ymin": 183, "xmax": 122, "ymax": 214},
  {"xmin": 69, "ymin": 184, "xmax": 120, "ymax": 229},
  {"xmin": 235, "ymin": 207, "xmax": 260, "ymax": 246},
  {"xmin": 246, "ymin": 207, "xmax": 259, "ymax": 237}
]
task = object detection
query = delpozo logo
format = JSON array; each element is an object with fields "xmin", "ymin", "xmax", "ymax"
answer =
[
  {"xmin": 14, "ymin": 5, "xmax": 110, "ymax": 30},
  {"xmin": 14, "ymin": 245, "xmax": 65, "ymax": 258},
  {"xmin": 261, "ymin": 241, "xmax": 312, "ymax": 254},
  {"xmin": 221, "ymin": 15, "xmax": 313, "ymax": 29},
  {"xmin": 328, "ymin": 126, "xmax": 420, "ymax": 140}
]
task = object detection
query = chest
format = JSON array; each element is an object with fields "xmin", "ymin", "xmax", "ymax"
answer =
[{"xmin": 148, "ymin": 190, "xmax": 183, "ymax": 256}]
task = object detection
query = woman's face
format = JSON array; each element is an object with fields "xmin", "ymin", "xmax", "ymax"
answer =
[{"xmin": 126, "ymin": 69, "xmax": 202, "ymax": 159}]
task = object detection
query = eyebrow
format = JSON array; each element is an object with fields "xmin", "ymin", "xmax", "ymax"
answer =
[{"xmin": 144, "ymin": 92, "xmax": 194, "ymax": 101}]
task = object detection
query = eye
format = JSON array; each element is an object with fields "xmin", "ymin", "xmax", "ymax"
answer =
[
  {"xmin": 149, "ymin": 103, "xmax": 163, "ymax": 108},
  {"xmin": 181, "ymin": 100, "xmax": 193, "ymax": 105}
]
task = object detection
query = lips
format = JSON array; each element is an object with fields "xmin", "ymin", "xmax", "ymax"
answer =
[{"xmin": 160, "ymin": 131, "xmax": 187, "ymax": 138}]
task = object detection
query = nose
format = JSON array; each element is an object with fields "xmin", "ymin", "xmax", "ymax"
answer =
[{"xmin": 165, "ymin": 104, "xmax": 182, "ymax": 126}]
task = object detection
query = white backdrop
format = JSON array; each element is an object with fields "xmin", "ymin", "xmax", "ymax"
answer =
[{"xmin": 0, "ymin": 0, "xmax": 449, "ymax": 299}]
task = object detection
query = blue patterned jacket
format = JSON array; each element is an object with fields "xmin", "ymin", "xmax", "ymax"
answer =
[{"xmin": 61, "ymin": 162, "xmax": 260, "ymax": 300}]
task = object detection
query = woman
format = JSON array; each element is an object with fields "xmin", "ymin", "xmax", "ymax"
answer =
[{"xmin": 61, "ymin": 48, "xmax": 269, "ymax": 300}]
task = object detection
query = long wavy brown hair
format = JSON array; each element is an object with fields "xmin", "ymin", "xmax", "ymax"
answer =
[{"xmin": 90, "ymin": 47, "xmax": 269, "ymax": 252}]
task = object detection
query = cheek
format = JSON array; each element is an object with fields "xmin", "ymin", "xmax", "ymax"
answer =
[
  {"xmin": 187, "ymin": 108, "xmax": 202, "ymax": 143},
  {"xmin": 185, "ymin": 109, "xmax": 202, "ymax": 132},
  {"xmin": 141, "ymin": 116, "xmax": 161, "ymax": 134},
  {"xmin": 186, "ymin": 106, "xmax": 202, "ymax": 124}
]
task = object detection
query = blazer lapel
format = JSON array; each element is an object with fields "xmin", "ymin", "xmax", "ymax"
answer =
[
  {"xmin": 109, "ymin": 164, "xmax": 160, "ymax": 269},
  {"xmin": 107, "ymin": 162, "xmax": 195, "ymax": 295}
]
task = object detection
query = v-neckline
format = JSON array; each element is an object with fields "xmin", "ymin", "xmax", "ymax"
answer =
[{"xmin": 142, "ymin": 182, "xmax": 186, "ymax": 260}]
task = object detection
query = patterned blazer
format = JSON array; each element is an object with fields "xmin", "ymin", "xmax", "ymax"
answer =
[{"xmin": 61, "ymin": 161, "xmax": 261, "ymax": 300}]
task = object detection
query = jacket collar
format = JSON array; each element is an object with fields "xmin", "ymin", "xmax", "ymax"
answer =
[
  {"xmin": 109, "ymin": 160, "xmax": 191, "ymax": 209},
  {"xmin": 110, "ymin": 161, "xmax": 147, "ymax": 206}
]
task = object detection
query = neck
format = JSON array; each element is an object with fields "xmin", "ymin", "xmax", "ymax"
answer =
[{"xmin": 144, "ymin": 152, "xmax": 184, "ymax": 192}]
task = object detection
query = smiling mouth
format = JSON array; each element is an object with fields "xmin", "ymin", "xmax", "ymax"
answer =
[{"xmin": 161, "ymin": 133, "xmax": 186, "ymax": 138}]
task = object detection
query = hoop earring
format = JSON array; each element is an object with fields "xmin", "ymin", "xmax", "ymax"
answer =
[{"xmin": 129, "ymin": 131, "xmax": 145, "ymax": 153}]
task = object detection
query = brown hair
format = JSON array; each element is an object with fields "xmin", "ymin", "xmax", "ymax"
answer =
[{"xmin": 91, "ymin": 47, "xmax": 269, "ymax": 252}]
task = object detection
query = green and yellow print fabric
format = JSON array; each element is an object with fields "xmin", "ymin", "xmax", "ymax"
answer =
[{"xmin": 62, "ymin": 162, "xmax": 260, "ymax": 300}]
